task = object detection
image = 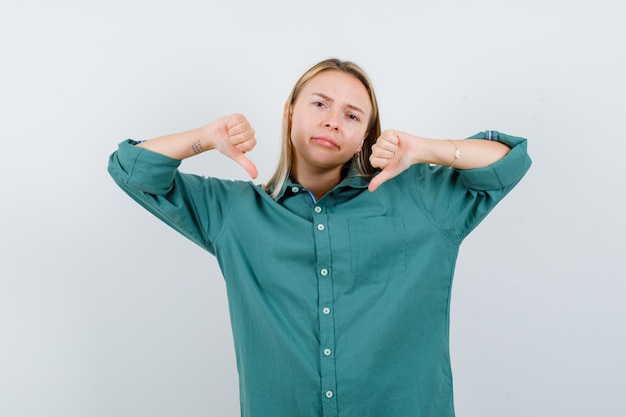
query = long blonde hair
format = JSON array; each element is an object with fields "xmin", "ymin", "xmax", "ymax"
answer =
[{"xmin": 264, "ymin": 58, "xmax": 381, "ymax": 199}]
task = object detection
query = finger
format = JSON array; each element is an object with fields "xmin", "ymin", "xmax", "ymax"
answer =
[
  {"xmin": 368, "ymin": 169, "xmax": 395, "ymax": 192},
  {"xmin": 226, "ymin": 113, "xmax": 248, "ymax": 130},
  {"xmin": 369, "ymin": 164, "xmax": 404, "ymax": 191},
  {"xmin": 369, "ymin": 144, "xmax": 395, "ymax": 168},
  {"xmin": 232, "ymin": 153, "xmax": 259, "ymax": 179},
  {"xmin": 234, "ymin": 136, "xmax": 257, "ymax": 153},
  {"xmin": 227, "ymin": 115, "xmax": 254, "ymax": 140},
  {"xmin": 371, "ymin": 136, "xmax": 397, "ymax": 165},
  {"xmin": 377, "ymin": 129, "xmax": 398, "ymax": 145},
  {"xmin": 375, "ymin": 136, "xmax": 398, "ymax": 152},
  {"xmin": 230, "ymin": 131, "xmax": 256, "ymax": 148},
  {"xmin": 371, "ymin": 147, "xmax": 394, "ymax": 160},
  {"xmin": 229, "ymin": 123, "xmax": 254, "ymax": 140},
  {"xmin": 369, "ymin": 155, "xmax": 390, "ymax": 169}
]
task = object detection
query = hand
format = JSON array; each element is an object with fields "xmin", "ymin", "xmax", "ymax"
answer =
[
  {"xmin": 212, "ymin": 113, "xmax": 258, "ymax": 179},
  {"xmin": 368, "ymin": 129, "xmax": 420, "ymax": 192}
]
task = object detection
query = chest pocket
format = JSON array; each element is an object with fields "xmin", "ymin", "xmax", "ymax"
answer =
[{"xmin": 348, "ymin": 217, "xmax": 407, "ymax": 283}]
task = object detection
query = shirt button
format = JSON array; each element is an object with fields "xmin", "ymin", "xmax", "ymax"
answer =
[
  {"xmin": 320, "ymin": 269, "xmax": 329, "ymax": 276},
  {"xmin": 322, "ymin": 307, "xmax": 331, "ymax": 315},
  {"xmin": 323, "ymin": 348, "xmax": 332, "ymax": 356},
  {"xmin": 291, "ymin": 186, "xmax": 299, "ymax": 193},
  {"xmin": 314, "ymin": 206, "xmax": 322, "ymax": 213},
  {"xmin": 317, "ymin": 224, "xmax": 325, "ymax": 231},
  {"xmin": 325, "ymin": 390, "xmax": 334, "ymax": 398}
]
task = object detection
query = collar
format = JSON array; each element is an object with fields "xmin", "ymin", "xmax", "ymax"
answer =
[{"xmin": 274, "ymin": 164, "xmax": 372, "ymax": 202}]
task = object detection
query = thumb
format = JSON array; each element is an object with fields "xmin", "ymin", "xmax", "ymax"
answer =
[
  {"xmin": 368, "ymin": 168, "xmax": 397, "ymax": 192},
  {"xmin": 231, "ymin": 152, "xmax": 258, "ymax": 179}
]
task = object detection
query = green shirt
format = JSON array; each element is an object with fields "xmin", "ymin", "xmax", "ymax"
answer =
[{"xmin": 108, "ymin": 131, "xmax": 531, "ymax": 417}]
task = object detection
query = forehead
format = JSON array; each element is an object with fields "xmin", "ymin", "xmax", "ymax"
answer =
[{"xmin": 300, "ymin": 70, "xmax": 372, "ymax": 112}]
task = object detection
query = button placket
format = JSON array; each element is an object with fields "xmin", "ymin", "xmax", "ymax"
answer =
[{"xmin": 312, "ymin": 206, "xmax": 338, "ymax": 416}]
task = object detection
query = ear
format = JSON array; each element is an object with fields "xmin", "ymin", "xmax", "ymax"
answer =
[
  {"xmin": 355, "ymin": 132, "xmax": 369, "ymax": 153},
  {"xmin": 283, "ymin": 101, "xmax": 292, "ymax": 123}
]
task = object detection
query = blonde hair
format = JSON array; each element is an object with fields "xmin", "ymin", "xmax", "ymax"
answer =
[{"xmin": 264, "ymin": 58, "xmax": 381, "ymax": 199}]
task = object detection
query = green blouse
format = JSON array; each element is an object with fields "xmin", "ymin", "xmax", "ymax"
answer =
[{"xmin": 108, "ymin": 131, "xmax": 531, "ymax": 417}]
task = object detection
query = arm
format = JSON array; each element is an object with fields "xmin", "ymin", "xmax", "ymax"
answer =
[
  {"xmin": 368, "ymin": 130, "xmax": 511, "ymax": 192},
  {"xmin": 138, "ymin": 113, "xmax": 258, "ymax": 178},
  {"xmin": 107, "ymin": 114, "xmax": 259, "ymax": 252}
]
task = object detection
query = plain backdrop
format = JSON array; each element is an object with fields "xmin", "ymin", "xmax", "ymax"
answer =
[{"xmin": 1, "ymin": 0, "xmax": 624, "ymax": 416}]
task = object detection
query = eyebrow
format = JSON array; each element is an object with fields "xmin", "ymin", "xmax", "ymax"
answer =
[{"xmin": 312, "ymin": 93, "xmax": 366, "ymax": 115}]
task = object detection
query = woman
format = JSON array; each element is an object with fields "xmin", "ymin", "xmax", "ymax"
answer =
[{"xmin": 108, "ymin": 58, "xmax": 531, "ymax": 417}]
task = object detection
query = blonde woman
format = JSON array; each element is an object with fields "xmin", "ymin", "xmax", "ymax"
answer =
[{"xmin": 108, "ymin": 58, "xmax": 531, "ymax": 417}]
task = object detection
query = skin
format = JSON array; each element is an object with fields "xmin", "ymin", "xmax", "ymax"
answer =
[
  {"xmin": 137, "ymin": 70, "xmax": 511, "ymax": 197},
  {"xmin": 136, "ymin": 113, "xmax": 259, "ymax": 178},
  {"xmin": 288, "ymin": 70, "xmax": 372, "ymax": 199},
  {"xmin": 368, "ymin": 129, "xmax": 510, "ymax": 192}
]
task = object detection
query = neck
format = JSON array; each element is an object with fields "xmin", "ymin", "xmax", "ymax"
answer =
[{"xmin": 292, "ymin": 164, "xmax": 343, "ymax": 201}]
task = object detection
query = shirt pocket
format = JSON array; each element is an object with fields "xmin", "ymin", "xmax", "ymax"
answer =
[{"xmin": 348, "ymin": 217, "xmax": 407, "ymax": 283}]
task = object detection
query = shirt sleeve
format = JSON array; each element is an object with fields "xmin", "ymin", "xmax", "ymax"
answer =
[
  {"xmin": 411, "ymin": 131, "xmax": 532, "ymax": 241},
  {"xmin": 459, "ymin": 130, "xmax": 532, "ymax": 191},
  {"xmin": 107, "ymin": 139, "xmax": 236, "ymax": 254}
]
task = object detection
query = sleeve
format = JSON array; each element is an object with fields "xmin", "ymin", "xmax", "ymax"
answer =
[
  {"xmin": 107, "ymin": 139, "xmax": 235, "ymax": 254},
  {"xmin": 459, "ymin": 130, "xmax": 532, "ymax": 191},
  {"xmin": 411, "ymin": 131, "xmax": 532, "ymax": 241}
]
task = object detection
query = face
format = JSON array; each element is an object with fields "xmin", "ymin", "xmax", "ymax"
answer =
[{"xmin": 289, "ymin": 70, "xmax": 372, "ymax": 176}]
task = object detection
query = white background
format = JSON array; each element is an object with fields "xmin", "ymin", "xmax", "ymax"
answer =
[{"xmin": 1, "ymin": 0, "xmax": 624, "ymax": 416}]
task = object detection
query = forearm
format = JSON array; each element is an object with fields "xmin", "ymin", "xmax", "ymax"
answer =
[
  {"xmin": 416, "ymin": 138, "xmax": 510, "ymax": 170},
  {"xmin": 136, "ymin": 125, "xmax": 215, "ymax": 160},
  {"xmin": 369, "ymin": 130, "xmax": 527, "ymax": 192},
  {"xmin": 133, "ymin": 114, "xmax": 258, "ymax": 178}
]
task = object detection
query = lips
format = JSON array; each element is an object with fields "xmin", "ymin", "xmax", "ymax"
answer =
[{"xmin": 312, "ymin": 136, "xmax": 339, "ymax": 149}]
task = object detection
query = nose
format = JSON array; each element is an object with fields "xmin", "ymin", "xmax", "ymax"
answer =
[{"xmin": 323, "ymin": 111, "xmax": 340, "ymax": 130}]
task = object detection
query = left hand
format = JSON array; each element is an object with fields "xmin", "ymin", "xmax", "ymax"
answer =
[{"xmin": 368, "ymin": 129, "xmax": 420, "ymax": 192}]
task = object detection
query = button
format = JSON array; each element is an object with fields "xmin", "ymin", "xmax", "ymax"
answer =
[
  {"xmin": 325, "ymin": 390, "xmax": 334, "ymax": 398},
  {"xmin": 320, "ymin": 269, "xmax": 329, "ymax": 276},
  {"xmin": 317, "ymin": 224, "xmax": 325, "ymax": 231},
  {"xmin": 291, "ymin": 186, "xmax": 299, "ymax": 193},
  {"xmin": 323, "ymin": 348, "xmax": 332, "ymax": 356},
  {"xmin": 314, "ymin": 206, "xmax": 322, "ymax": 213},
  {"xmin": 322, "ymin": 307, "xmax": 331, "ymax": 315}
]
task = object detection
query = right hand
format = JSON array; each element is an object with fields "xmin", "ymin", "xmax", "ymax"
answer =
[
  {"xmin": 211, "ymin": 113, "xmax": 258, "ymax": 179},
  {"xmin": 368, "ymin": 129, "xmax": 421, "ymax": 192}
]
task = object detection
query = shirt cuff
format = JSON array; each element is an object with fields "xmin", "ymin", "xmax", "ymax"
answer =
[
  {"xmin": 114, "ymin": 139, "xmax": 182, "ymax": 195},
  {"xmin": 459, "ymin": 131, "xmax": 532, "ymax": 191}
]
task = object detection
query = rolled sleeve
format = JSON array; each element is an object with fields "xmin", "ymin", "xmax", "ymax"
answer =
[
  {"xmin": 108, "ymin": 139, "xmax": 182, "ymax": 195},
  {"xmin": 107, "ymin": 139, "xmax": 230, "ymax": 253},
  {"xmin": 408, "ymin": 131, "xmax": 531, "ymax": 240},
  {"xmin": 459, "ymin": 131, "xmax": 532, "ymax": 191}
]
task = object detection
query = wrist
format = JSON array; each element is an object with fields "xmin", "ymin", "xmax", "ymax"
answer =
[
  {"xmin": 411, "ymin": 137, "xmax": 438, "ymax": 165},
  {"xmin": 419, "ymin": 138, "xmax": 461, "ymax": 167},
  {"xmin": 194, "ymin": 124, "xmax": 219, "ymax": 152}
]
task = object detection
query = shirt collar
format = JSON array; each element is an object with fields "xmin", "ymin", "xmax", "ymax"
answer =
[{"xmin": 274, "ymin": 165, "xmax": 372, "ymax": 202}]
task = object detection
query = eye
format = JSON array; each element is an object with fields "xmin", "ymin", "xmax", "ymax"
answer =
[
  {"xmin": 313, "ymin": 101, "xmax": 326, "ymax": 108},
  {"xmin": 347, "ymin": 113, "xmax": 360, "ymax": 122}
]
